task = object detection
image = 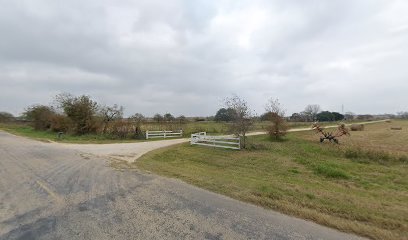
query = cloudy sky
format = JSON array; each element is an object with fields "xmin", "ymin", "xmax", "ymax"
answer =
[{"xmin": 1, "ymin": 0, "xmax": 407, "ymax": 117}]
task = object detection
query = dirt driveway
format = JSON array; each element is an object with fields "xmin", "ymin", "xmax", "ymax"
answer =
[{"xmin": 56, "ymin": 138, "xmax": 189, "ymax": 162}]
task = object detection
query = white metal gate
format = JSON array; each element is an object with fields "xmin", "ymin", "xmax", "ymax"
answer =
[
  {"xmin": 146, "ymin": 130, "xmax": 183, "ymax": 139},
  {"xmin": 190, "ymin": 132, "xmax": 241, "ymax": 150}
]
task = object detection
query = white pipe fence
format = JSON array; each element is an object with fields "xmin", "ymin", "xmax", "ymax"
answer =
[
  {"xmin": 190, "ymin": 132, "xmax": 241, "ymax": 150},
  {"xmin": 146, "ymin": 130, "xmax": 183, "ymax": 139}
]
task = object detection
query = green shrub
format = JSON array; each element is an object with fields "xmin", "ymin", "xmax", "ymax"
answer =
[{"xmin": 23, "ymin": 105, "xmax": 56, "ymax": 130}]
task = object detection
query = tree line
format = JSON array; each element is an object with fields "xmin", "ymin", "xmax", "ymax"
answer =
[{"xmin": 1, "ymin": 93, "xmax": 406, "ymax": 147}]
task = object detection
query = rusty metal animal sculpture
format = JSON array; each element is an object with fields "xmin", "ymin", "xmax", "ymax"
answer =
[{"xmin": 311, "ymin": 123, "xmax": 350, "ymax": 144}]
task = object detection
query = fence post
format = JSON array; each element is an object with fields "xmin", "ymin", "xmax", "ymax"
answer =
[
  {"xmin": 146, "ymin": 130, "xmax": 149, "ymax": 140},
  {"xmin": 239, "ymin": 135, "xmax": 242, "ymax": 149},
  {"xmin": 164, "ymin": 131, "xmax": 166, "ymax": 138}
]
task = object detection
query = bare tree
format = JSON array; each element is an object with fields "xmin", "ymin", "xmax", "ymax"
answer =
[
  {"xmin": 265, "ymin": 98, "xmax": 288, "ymax": 140},
  {"xmin": 304, "ymin": 104, "xmax": 321, "ymax": 122},
  {"xmin": 100, "ymin": 104, "xmax": 124, "ymax": 133},
  {"xmin": 129, "ymin": 113, "xmax": 146, "ymax": 139},
  {"xmin": 225, "ymin": 95, "xmax": 253, "ymax": 149}
]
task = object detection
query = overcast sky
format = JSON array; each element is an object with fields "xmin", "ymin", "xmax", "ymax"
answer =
[{"xmin": 1, "ymin": 0, "xmax": 407, "ymax": 117}]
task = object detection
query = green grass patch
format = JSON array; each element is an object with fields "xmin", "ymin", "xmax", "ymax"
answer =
[
  {"xmin": 314, "ymin": 163, "xmax": 349, "ymax": 179},
  {"xmin": 136, "ymin": 130, "xmax": 408, "ymax": 240}
]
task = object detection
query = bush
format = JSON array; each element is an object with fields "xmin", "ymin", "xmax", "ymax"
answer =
[
  {"xmin": 109, "ymin": 120, "xmax": 145, "ymax": 139},
  {"xmin": 265, "ymin": 98, "xmax": 287, "ymax": 140},
  {"xmin": 23, "ymin": 105, "xmax": 56, "ymax": 130},
  {"xmin": 55, "ymin": 93, "xmax": 100, "ymax": 135},
  {"xmin": 267, "ymin": 115, "xmax": 288, "ymax": 140},
  {"xmin": 50, "ymin": 114, "xmax": 72, "ymax": 132}
]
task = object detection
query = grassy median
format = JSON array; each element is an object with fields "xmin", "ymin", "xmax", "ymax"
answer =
[{"xmin": 136, "ymin": 121, "xmax": 408, "ymax": 240}]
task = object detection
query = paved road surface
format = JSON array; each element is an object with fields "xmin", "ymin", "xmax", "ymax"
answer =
[{"xmin": 0, "ymin": 131, "xmax": 366, "ymax": 240}]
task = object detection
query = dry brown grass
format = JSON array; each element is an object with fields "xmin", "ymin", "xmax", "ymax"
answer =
[
  {"xmin": 136, "ymin": 120, "xmax": 408, "ymax": 240},
  {"xmin": 298, "ymin": 120, "xmax": 408, "ymax": 156}
]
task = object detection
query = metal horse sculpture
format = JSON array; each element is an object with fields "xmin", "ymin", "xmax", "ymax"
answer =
[{"xmin": 311, "ymin": 123, "xmax": 350, "ymax": 144}]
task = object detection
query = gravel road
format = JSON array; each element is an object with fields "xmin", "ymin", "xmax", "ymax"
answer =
[{"xmin": 0, "ymin": 131, "xmax": 366, "ymax": 240}]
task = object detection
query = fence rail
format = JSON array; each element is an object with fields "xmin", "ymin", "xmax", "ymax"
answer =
[
  {"xmin": 146, "ymin": 130, "xmax": 183, "ymax": 139},
  {"xmin": 191, "ymin": 132, "xmax": 241, "ymax": 150}
]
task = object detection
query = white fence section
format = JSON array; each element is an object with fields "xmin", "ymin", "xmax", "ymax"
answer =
[
  {"xmin": 190, "ymin": 132, "xmax": 241, "ymax": 150},
  {"xmin": 146, "ymin": 130, "xmax": 183, "ymax": 139}
]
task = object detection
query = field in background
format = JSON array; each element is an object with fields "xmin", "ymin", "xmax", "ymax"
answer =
[
  {"xmin": 0, "ymin": 119, "xmax": 362, "ymax": 143},
  {"xmin": 136, "ymin": 120, "xmax": 408, "ymax": 240}
]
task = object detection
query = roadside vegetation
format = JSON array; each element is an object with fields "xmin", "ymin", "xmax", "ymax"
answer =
[
  {"xmin": 136, "ymin": 120, "xmax": 408, "ymax": 240},
  {"xmin": 0, "ymin": 119, "xmax": 373, "ymax": 144},
  {"xmin": 0, "ymin": 93, "xmax": 397, "ymax": 144}
]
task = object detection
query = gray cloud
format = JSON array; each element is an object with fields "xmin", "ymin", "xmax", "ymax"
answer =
[{"xmin": 0, "ymin": 0, "xmax": 407, "ymax": 116}]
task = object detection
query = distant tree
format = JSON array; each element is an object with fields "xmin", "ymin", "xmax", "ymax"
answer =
[
  {"xmin": 163, "ymin": 113, "xmax": 175, "ymax": 122},
  {"xmin": 54, "ymin": 93, "xmax": 99, "ymax": 134},
  {"xmin": 23, "ymin": 105, "xmax": 56, "ymax": 130},
  {"xmin": 331, "ymin": 112, "xmax": 344, "ymax": 121},
  {"xmin": 344, "ymin": 112, "xmax": 355, "ymax": 120},
  {"xmin": 304, "ymin": 104, "xmax": 321, "ymax": 121},
  {"xmin": 397, "ymin": 111, "xmax": 408, "ymax": 119},
  {"xmin": 214, "ymin": 108, "xmax": 236, "ymax": 122},
  {"xmin": 316, "ymin": 111, "xmax": 334, "ymax": 122},
  {"xmin": 153, "ymin": 113, "xmax": 163, "ymax": 123},
  {"xmin": 356, "ymin": 114, "xmax": 373, "ymax": 120},
  {"xmin": 0, "ymin": 112, "xmax": 14, "ymax": 122},
  {"xmin": 206, "ymin": 116, "xmax": 215, "ymax": 121},
  {"xmin": 100, "ymin": 104, "xmax": 124, "ymax": 133},
  {"xmin": 289, "ymin": 112, "xmax": 307, "ymax": 122},
  {"xmin": 225, "ymin": 95, "xmax": 253, "ymax": 149},
  {"xmin": 130, "ymin": 113, "xmax": 145, "ymax": 123},
  {"xmin": 176, "ymin": 115, "xmax": 187, "ymax": 124},
  {"xmin": 194, "ymin": 117, "xmax": 206, "ymax": 122},
  {"xmin": 265, "ymin": 98, "xmax": 288, "ymax": 140}
]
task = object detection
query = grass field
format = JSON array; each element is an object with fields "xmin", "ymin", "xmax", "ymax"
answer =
[{"xmin": 136, "ymin": 120, "xmax": 408, "ymax": 240}]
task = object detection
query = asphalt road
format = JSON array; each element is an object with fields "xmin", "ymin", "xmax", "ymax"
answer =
[{"xmin": 0, "ymin": 131, "xmax": 365, "ymax": 240}]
